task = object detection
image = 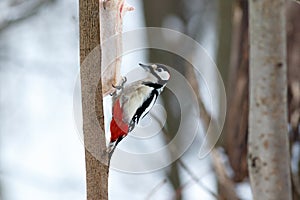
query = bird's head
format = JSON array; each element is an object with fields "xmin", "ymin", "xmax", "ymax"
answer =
[{"xmin": 139, "ymin": 63, "xmax": 170, "ymax": 84}]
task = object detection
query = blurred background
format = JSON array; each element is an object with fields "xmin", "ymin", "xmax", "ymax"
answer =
[{"xmin": 0, "ymin": 0, "xmax": 299, "ymax": 200}]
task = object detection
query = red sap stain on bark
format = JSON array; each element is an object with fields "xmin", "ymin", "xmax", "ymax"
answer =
[{"xmin": 119, "ymin": 3, "xmax": 124, "ymax": 18}]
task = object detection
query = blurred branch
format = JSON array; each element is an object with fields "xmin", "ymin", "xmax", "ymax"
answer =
[
  {"xmin": 286, "ymin": 2, "xmax": 300, "ymax": 199},
  {"xmin": 145, "ymin": 178, "xmax": 168, "ymax": 200},
  {"xmin": 176, "ymin": 159, "xmax": 219, "ymax": 199},
  {"xmin": 224, "ymin": 0, "xmax": 249, "ymax": 182},
  {"xmin": 216, "ymin": 0, "xmax": 233, "ymax": 89},
  {"xmin": 150, "ymin": 113, "xmax": 219, "ymax": 199},
  {"xmin": 0, "ymin": 0, "xmax": 54, "ymax": 31},
  {"xmin": 186, "ymin": 66, "xmax": 239, "ymax": 200},
  {"xmin": 292, "ymin": 170, "xmax": 300, "ymax": 199},
  {"xmin": 173, "ymin": 151, "xmax": 243, "ymax": 200},
  {"xmin": 211, "ymin": 150, "xmax": 239, "ymax": 200},
  {"xmin": 287, "ymin": 1, "xmax": 300, "ymax": 140},
  {"xmin": 143, "ymin": 0, "xmax": 183, "ymax": 198}
]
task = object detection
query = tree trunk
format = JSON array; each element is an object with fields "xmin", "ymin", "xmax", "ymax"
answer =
[
  {"xmin": 248, "ymin": 0, "xmax": 292, "ymax": 199},
  {"xmin": 79, "ymin": 0, "xmax": 109, "ymax": 199}
]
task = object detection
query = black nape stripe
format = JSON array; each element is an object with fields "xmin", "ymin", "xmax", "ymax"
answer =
[{"xmin": 143, "ymin": 82, "xmax": 163, "ymax": 89}]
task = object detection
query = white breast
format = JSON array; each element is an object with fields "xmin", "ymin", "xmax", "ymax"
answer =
[{"xmin": 119, "ymin": 81, "xmax": 153, "ymax": 123}]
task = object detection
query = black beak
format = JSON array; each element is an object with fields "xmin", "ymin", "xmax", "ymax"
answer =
[{"xmin": 139, "ymin": 63, "xmax": 151, "ymax": 71}]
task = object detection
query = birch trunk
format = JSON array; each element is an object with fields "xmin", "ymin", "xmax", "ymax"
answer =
[{"xmin": 248, "ymin": 0, "xmax": 292, "ymax": 199}]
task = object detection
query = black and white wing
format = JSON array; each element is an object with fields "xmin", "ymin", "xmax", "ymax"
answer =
[{"xmin": 128, "ymin": 89, "xmax": 159, "ymax": 132}]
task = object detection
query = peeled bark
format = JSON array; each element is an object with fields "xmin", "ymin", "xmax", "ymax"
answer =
[
  {"xmin": 99, "ymin": 0, "xmax": 133, "ymax": 96},
  {"xmin": 248, "ymin": 0, "xmax": 292, "ymax": 199}
]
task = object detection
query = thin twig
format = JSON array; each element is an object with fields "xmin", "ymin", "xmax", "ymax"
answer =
[
  {"xmin": 177, "ymin": 159, "xmax": 219, "ymax": 199},
  {"xmin": 0, "ymin": 0, "xmax": 54, "ymax": 31},
  {"xmin": 211, "ymin": 149, "xmax": 239, "ymax": 200},
  {"xmin": 150, "ymin": 112, "xmax": 220, "ymax": 199},
  {"xmin": 147, "ymin": 65, "xmax": 238, "ymax": 199},
  {"xmin": 186, "ymin": 66, "xmax": 241, "ymax": 200},
  {"xmin": 145, "ymin": 178, "xmax": 168, "ymax": 200}
]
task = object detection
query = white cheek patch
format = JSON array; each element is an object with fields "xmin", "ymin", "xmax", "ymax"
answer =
[{"xmin": 159, "ymin": 71, "xmax": 170, "ymax": 81}]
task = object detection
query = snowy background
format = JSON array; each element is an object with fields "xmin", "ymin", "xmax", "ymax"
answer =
[
  {"xmin": 0, "ymin": 0, "xmax": 253, "ymax": 199},
  {"xmin": 0, "ymin": 0, "xmax": 85, "ymax": 199}
]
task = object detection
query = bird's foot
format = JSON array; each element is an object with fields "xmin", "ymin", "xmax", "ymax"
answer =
[
  {"xmin": 102, "ymin": 0, "xmax": 110, "ymax": 10},
  {"xmin": 110, "ymin": 77, "xmax": 127, "ymax": 96},
  {"xmin": 106, "ymin": 141, "xmax": 118, "ymax": 160},
  {"xmin": 112, "ymin": 76, "xmax": 127, "ymax": 90}
]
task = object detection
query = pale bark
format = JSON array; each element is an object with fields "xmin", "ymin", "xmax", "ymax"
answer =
[
  {"xmin": 248, "ymin": 0, "xmax": 292, "ymax": 199},
  {"xmin": 99, "ymin": 0, "xmax": 133, "ymax": 96}
]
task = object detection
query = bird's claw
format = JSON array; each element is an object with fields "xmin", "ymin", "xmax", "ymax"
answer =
[
  {"xmin": 112, "ymin": 85, "xmax": 123, "ymax": 90},
  {"xmin": 120, "ymin": 76, "xmax": 127, "ymax": 87},
  {"xmin": 103, "ymin": 0, "xmax": 110, "ymax": 10},
  {"xmin": 110, "ymin": 77, "xmax": 127, "ymax": 96},
  {"xmin": 110, "ymin": 90, "xmax": 117, "ymax": 96},
  {"xmin": 112, "ymin": 77, "xmax": 127, "ymax": 90}
]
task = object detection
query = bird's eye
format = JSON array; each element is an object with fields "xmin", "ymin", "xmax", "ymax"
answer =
[{"xmin": 157, "ymin": 68, "xmax": 162, "ymax": 72}]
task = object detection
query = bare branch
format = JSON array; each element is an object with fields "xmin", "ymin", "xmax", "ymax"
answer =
[
  {"xmin": 145, "ymin": 178, "xmax": 168, "ymax": 200},
  {"xmin": 292, "ymin": 170, "xmax": 300, "ymax": 198},
  {"xmin": 177, "ymin": 159, "xmax": 219, "ymax": 199},
  {"xmin": 150, "ymin": 113, "xmax": 219, "ymax": 199},
  {"xmin": 0, "ymin": 0, "xmax": 54, "ymax": 31},
  {"xmin": 211, "ymin": 149, "xmax": 239, "ymax": 200},
  {"xmin": 186, "ymin": 66, "xmax": 240, "ymax": 200},
  {"xmin": 293, "ymin": 0, "xmax": 300, "ymax": 2}
]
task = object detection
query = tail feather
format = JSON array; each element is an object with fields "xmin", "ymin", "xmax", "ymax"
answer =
[
  {"xmin": 108, "ymin": 118, "xmax": 128, "ymax": 158},
  {"xmin": 107, "ymin": 136, "xmax": 124, "ymax": 159}
]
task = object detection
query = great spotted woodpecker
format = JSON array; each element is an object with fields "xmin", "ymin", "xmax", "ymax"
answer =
[{"xmin": 108, "ymin": 63, "xmax": 170, "ymax": 156}]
